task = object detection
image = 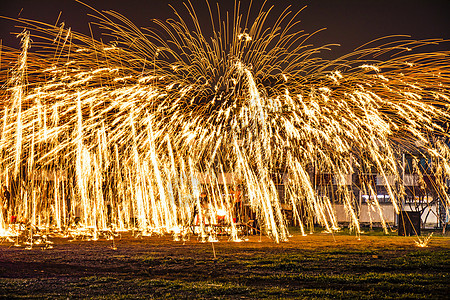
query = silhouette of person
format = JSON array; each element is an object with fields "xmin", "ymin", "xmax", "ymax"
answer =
[{"xmin": 2, "ymin": 185, "xmax": 12, "ymax": 223}]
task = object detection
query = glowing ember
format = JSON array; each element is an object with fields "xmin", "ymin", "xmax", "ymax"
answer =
[{"xmin": 0, "ymin": 2, "xmax": 449, "ymax": 243}]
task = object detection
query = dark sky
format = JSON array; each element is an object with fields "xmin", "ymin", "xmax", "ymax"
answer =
[{"xmin": 1, "ymin": 0, "xmax": 449, "ymax": 58}]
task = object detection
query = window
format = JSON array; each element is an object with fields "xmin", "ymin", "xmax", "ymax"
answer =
[{"xmin": 362, "ymin": 194, "xmax": 391, "ymax": 204}]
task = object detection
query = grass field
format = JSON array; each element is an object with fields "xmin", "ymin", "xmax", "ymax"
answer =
[{"xmin": 0, "ymin": 229, "xmax": 449, "ymax": 299}]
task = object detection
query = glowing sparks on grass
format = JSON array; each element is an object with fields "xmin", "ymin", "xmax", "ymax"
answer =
[
  {"xmin": 0, "ymin": 2, "xmax": 449, "ymax": 243},
  {"xmin": 415, "ymin": 232, "xmax": 434, "ymax": 248}
]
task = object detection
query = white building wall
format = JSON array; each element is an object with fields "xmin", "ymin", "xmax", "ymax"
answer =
[
  {"xmin": 359, "ymin": 204, "xmax": 395, "ymax": 224},
  {"xmin": 333, "ymin": 203, "xmax": 395, "ymax": 224}
]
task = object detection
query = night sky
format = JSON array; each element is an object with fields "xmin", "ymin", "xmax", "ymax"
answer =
[{"xmin": 0, "ymin": 0, "xmax": 449, "ymax": 59}]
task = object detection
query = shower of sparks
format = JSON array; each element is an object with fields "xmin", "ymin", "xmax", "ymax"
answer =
[{"xmin": 0, "ymin": 2, "xmax": 449, "ymax": 243}]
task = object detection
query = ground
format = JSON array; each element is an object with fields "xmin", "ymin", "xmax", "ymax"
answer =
[{"xmin": 0, "ymin": 228, "xmax": 449, "ymax": 299}]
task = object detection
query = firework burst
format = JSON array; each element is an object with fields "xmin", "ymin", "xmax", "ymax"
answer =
[{"xmin": 0, "ymin": 1, "xmax": 449, "ymax": 242}]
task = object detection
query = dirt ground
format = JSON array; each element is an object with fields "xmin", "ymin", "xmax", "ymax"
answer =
[{"xmin": 0, "ymin": 230, "xmax": 449, "ymax": 299}]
